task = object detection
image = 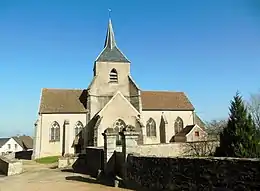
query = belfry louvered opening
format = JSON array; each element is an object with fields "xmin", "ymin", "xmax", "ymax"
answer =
[{"xmin": 109, "ymin": 68, "xmax": 118, "ymax": 83}]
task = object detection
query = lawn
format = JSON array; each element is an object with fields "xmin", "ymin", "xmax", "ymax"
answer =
[{"xmin": 35, "ymin": 156, "xmax": 59, "ymax": 164}]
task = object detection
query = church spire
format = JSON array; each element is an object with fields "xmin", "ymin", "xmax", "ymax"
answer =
[
  {"xmin": 104, "ymin": 19, "xmax": 117, "ymax": 49},
  {"xmin": 95, "ymin": 13, "xmax": 130, "ymax": 63}
]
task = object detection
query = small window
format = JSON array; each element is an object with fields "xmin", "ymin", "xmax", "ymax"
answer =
[
  {"xmin": 195, "ymin": 131, "xmax": 199, "ymax": 137},
  {"xmin": 15, "ymin": 144, "xmax": 17, "ymax": 150},
  {"xmin": 8, "ymin": 144, "xmax": 11, "ymax": 149},
  {"xmin": 109, "ymin": 68, "xmax": 118, "ymax": 83}
]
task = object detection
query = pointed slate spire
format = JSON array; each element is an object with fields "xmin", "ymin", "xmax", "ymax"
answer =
[
  {"xmin": 104, "ymin": 19, "xmax": 117, "ymax": 49},
  {"xmin": 96, "ymin": 17, "xmax": 130, "ymax": 63}
]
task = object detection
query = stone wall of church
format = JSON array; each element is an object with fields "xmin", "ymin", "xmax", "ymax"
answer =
[
  {"xmin": 92, "ymin": 61, "xmax": 131, "ymax": 96},
  {"xmin": 128, "ymin": 77, "xmax": 140, "ymax": 112},
  {"xmin": 88, "ymin": 95, "xmax": 113, "ymax": 119},
  {"xmin": 141, "ymin": 110, "xmax": 194, "ymax": 144},
  {"xmin": 34, "ymin": 113, "xmax": 86, "ymax": 159}
]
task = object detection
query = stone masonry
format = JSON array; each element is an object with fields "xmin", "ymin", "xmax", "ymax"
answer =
[{"xmin": 126, "ymin": 155, "xmax": 260, "ymax": 191}]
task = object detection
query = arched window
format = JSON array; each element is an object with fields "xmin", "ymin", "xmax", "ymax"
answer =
[
  {"xmin": 75, "ymin": 121, "xmax": 83, "ymax": 136},
  {"xmin": 50, "ymin": 121, "xmax": 60, "ymax": 141},
  {"xmin": 146, "ymin": 118, "xmax": 156, "ymax": 137},
  {"xmin": 113, "ymin": 119, "xmax": 126, "ymax": 145},
  {"xmin": 174, "ymin": 117, "xmax": 184, "ymax": 134},
  {"xmin": 109, "ymin": 68, "xmax": 118, "ymax": 83}
]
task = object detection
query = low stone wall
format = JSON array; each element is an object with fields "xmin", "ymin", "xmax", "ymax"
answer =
[
  {"xmin": 129, "ymin": 143, "xmax": 184, "ymax": 157},
  {"xmin": 58, "ymin": 157, "xmax": 78, "ymax": 168},
  {"xmin": 127, "ymin": 141, "xmax": 219, "ymax": 157},
  {"xmin": 126, "ymin": 155, "xmax": 260, "ymax": 190},
  {"xmin": 3, "ymin": 152, "xmax": 15, "ymax": 160},
  {"xmin": 0, "ymin": 156, "xmax": 23, "ymax": 176},
  {"xmin": 0, "ymin": 156, "xmax": 8, "ymax": 175}
]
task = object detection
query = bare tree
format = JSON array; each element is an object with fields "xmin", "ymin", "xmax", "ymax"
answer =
[
  {"xmin": 205, "ymin": 119, "xmax": 227, "ymax": 141},
  {"xmin": 247, "ymin": 92, "xmax": 260, "ymax": 129},
  {"xmin": 182, "ymin": 134, "xmax": 219, "ymax": 157}
]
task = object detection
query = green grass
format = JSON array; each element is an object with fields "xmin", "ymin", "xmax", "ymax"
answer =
[{"xmin": 35, "ymin": 156, "xmax": 59, "ymax": 164}]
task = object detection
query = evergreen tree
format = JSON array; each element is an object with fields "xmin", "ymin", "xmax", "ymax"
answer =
[{"xmin": 215, "ymin": 92, "xmax": 260, "ymax": 158}]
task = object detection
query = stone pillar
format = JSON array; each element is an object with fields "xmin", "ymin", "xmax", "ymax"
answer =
[
  {"xmin": 120, "ymin": 126, "xmax": 140, "ymax": 161},
  {"xmin": 120, "ymin": 126, "xmax": 139, "ymax": 181},
  {"xmin": 62, "ymin": 120, "xmax": 70, "ymax": 156},
  {"xmin": 32, "ymin": 118, "xmax": 40, "ymax": 159},
  {"xmin": 65, "ymin": 120, "xmax": 71, "ymax": 155},
  {"xmin": 102, "ymin": 128, "xmax": 117, "ymax": 175}
]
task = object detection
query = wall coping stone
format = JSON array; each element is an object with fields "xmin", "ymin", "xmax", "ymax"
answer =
[{"xmin": 129, "ymin": 154, "xmax": 260, "ymax": 161}]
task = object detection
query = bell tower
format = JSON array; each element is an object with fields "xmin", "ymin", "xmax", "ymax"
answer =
[{"xmin": 91, "ymin": 17, "xmax": 131, "ymax": 96}]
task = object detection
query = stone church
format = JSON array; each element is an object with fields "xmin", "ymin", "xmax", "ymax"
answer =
[{"xmin": 33, "ymin": 19, "xmax": 206, "ymax": 159}]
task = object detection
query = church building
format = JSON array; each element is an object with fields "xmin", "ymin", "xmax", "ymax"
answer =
[{"xmin": 33, "ymin": 18, "xmax": 206, "ymax": 159}]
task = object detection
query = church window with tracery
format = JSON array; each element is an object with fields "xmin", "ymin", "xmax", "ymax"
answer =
[
  {"xmin": 75, "ymin": 121, "xmax": 83, "ymax": 136},
  {"xmin": 174, "ymin": 117, "xmax": 184, "ymax": 134},
  {"xmin": 113, "ymin": 119, "xmax": 126, "ymax": 145},
  {"xmin": 146, "ymin": 118, "xmax": 156, "ymax": 137},
  {"xmin": 50, "ymin": 121, "xmax": 60, "ymax": 142}
]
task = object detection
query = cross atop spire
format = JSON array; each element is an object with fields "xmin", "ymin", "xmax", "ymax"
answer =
[
  {"xmin": 95, "ymin": 15, "xmax": 130, "ymax": 63},
  {"xmin": 108, "ymin": 8, "xmax": 112, "ymax": 19}
]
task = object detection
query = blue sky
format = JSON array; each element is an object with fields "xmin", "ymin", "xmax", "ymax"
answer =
[{"xmin": 0, "ymin": 0, "xmax": 260, "ymax": 137}]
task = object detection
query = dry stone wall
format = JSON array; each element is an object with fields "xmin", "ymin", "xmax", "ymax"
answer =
[
  {"xmin": 126, "ymin": 155, "xmax": 260, "ymax": 191},
  {"xmin": 0, "ymin": 156, "xmax": 23, "ymax": 176}
]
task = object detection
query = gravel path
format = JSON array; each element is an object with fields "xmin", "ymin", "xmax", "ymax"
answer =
[{"xmin": 0, "ymin": 160, "xmax": 129, "ymax": 191}]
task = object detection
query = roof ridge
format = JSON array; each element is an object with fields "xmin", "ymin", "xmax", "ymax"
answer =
[
  {"xmin": 141, "ymin": 90, "xmax": 185, "ymax": 93},
  {"xmin": 43, "ymin": 88, "xmax": 84, "ymax": 91}
]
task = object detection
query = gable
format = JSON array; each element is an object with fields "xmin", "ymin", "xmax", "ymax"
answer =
[
  {"xmin": 12, "ymin": 136, "xmax": 33, "ymax": 150},
  {"xmin": 186, "ymin": 124, "xmax": 207, "ymax": 137},
  {"xmin": 98, "ymin": 91, "xmax": 140, "ymax": 117},
  {"xmin": 39, "ymin": 88, "xmax": 88, "ymax": 114},
  {"xmin": 141, "ymin": 91, "xmax": 194, "ymax": 110}
]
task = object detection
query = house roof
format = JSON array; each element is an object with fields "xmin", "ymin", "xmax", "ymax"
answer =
[
  {"xmin": 141, "ymin": 91, "xmax": 194, "ymax": 110},
  {"xmin": 175, "ymin": 125, "xmax": 195, "ymax": 136},
  {"xmin": 194, "ymin": 114, "xmax": 205, "ymax": 129},
  {"xmin": 39, "ymin": 89, "xmax": 195, "ymax": 114},
  {"xmin": 96, "ymin": 19, "xmax": 130, "ymax": 63},
  {"xmin": 12, "ymin": 136, "xmax": 33, "ymax": 150},
  {"xmin": 0, "ymin": 138, "xmax": 9, "ymax": 148},
  {"xmin": 39, "ymin": 88, "xmax": 87, "ymax": 114}
]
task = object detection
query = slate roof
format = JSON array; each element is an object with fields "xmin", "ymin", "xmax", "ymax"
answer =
[
  {"xmin": 0, "ymin": 138, "xmax": 9, "ymax": 148},
  {"xmin": 175, "ymin": 125, "xmax": 195, "ymax": 136},
  {"xmin": 141, "ymin": 91, "xmax": 194, "ymax": 110},
  {"xmin": 39, "ymin": 89, "xmax": 194, "ymax": 114},
  {"xmin": 39, "ymin": 88, "xmax": 87, "ymax": 114},
  {"xmin": 12, "ymin": 136, "xmax": 33, "ymax": 150},
  {"xmin": 194, "ymin": 114, "xmax": 205, "ymax": 129},
  {"xmin": 96, "ymin": 46, "xmax": 130, "ymax": 62},
  {"xmin": 96, "ymin": 19, "xmax": 130, "ymax": 63}
]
